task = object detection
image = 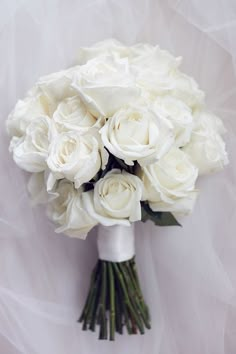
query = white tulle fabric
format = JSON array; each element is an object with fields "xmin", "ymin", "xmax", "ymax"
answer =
[{"xmin": 0, "ymin": 0, "xmax": 236, "ymax": 353}]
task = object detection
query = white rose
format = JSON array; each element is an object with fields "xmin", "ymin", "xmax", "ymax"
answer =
[
  {"xmin": 53, "ymin": 95, "xmax": 102, "ymax": 132},
  {"xmin": 77, "ymin": 39, "xmax": 129, "ymax": 64},
  {"xmin": 152, "ymin": 96, "xmax": 193, "ymax": 147},
  {"xmin": 138, "ymin": 147, "xmax": 198, "ymax": 214},
  {"xmin": 37, "ymin": 67, "xmax": 78, "ymax": 100},
  {"xmin": 183, "ymin": 110, "xmax": 228, "ymax": 175},
  {"xmin": 47, "ymin": 131, "xmax": 108, "ymax": 188},
  {"xmin": 47, "ymin": 180, "xmax": 97, "ymax": 239},
  {"xmin": 31, "ymin": 67, "xmax": 79, "ymax": 115},
  {"xmin": 72, "ymin": 55, "xmax": 140, "ymax": 117},
  {"xmin": 100, "ymin": 104, "xmax": 174, "ymax": 166},
  {"xmin": 128, "ymin": 43, "xmax": 155, "ymax": 60},
  {"xmin": 183, "ymin": 134, "xmax": 228, "ymax": 175},
  {"xmin": 27, "ymin": 171, "xmax": 58, "ymax": 205},
  {"xmin": 10, "ymin": 116, "xmax": 53, "ymax": 172},
  {"xmin": 171, "ymin": 72, "xmax": 205, "ymax": 109},
  {"xmin": 83, "ymin": 169, "xmax": 143, "ymax": 226},
  {"xmin": 130, "ymin": 45, "xmax": 181, "ymax": 66},
  {"xmin": 6, "ymin": 94, "xmax": 50, "ymax": 138},
  {"xmin": 130, "ymin": 46, "xmax": 181, "ymax": 95},
  {"xmin": 192, "ymin": 110, "xmax": 226, "ymax": 136}
]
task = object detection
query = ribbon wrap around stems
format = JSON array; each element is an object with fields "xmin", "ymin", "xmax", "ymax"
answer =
[{"xmin": 97, "ymin": 224, "xmax": 135, "ymax": 262}]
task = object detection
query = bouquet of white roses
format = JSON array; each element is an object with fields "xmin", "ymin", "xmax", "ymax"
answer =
[{"xmin": 6, "ymin": 39, "xmax": 228, "ymax": 340}]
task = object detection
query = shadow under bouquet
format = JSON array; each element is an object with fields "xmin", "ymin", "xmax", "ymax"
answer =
[{"xmin": 6, "ymin": 39, "xmax": 228, "ymax": 340}]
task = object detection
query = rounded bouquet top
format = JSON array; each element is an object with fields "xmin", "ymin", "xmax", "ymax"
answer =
[{"xmin": 6, "ymin": 39, "xmax": 228, "ymax": 239}]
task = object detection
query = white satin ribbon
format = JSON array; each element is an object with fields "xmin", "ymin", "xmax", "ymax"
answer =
[{"xmin": 97, "ymin": 224, "xmax": 135, "ymax": 262}]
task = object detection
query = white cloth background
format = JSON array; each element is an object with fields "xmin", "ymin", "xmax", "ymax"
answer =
[{"xmin": 0, "ymin": 0, "xmax": 236, "ymax": 353}]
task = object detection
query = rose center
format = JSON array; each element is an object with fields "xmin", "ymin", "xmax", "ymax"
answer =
[{"xmin": 114, "ymin": 114, "xmax": 149, "ymax": 146}]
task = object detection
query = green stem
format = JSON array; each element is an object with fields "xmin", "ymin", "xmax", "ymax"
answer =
[
  {"xmin": 131, "ymin": 259, "xmax": 150, "ymax": 322},
  {"xmin": 119, "ymin": 262, "xmax": 149, "ymax": 331},
  {"xmin": 108, "ymin": 262, "xmax": 115, "ymax": 340},
  {"xmin": 124, "ymin": 261, "xmax": 151, "ymax": 329},
  {"xmin": 88, "ymin": 269, "xmax": 101, "ymax": 331},
  {"xmin": 79, "ymin": 257, "xmax": 151, "ymax": 340},
  {"xmin": 98, "ymin": 261, "xmax": 108, "ymax": 340},
  {"xmin": 113, "ymin": 263, "xmax": 145, "ymax": 334},
  {"xmin": 79, "ymin": 262, "xmax": 99, "ymax": 329},
  {"xmin": 115, "ymin": 275, "xmax": 132, "ymax": 335},
  {"xmin": 114, "ymin": 286, "xmax": 123, "ymax": 334}
]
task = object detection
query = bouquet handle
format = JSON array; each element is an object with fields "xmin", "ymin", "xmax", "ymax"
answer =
[{"xmin": 78, "ymin": 224, "xmax": 151, "ymax": 340}]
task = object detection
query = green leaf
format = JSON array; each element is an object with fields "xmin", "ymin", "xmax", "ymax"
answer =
[{"xmin": 141, "ymin": 202, "xmax": 181, "ymax": 227}]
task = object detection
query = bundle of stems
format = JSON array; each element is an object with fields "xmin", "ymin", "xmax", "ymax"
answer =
[{"xmin": 78, "ymin": 257, "xmax": 151, "ymax": 340}]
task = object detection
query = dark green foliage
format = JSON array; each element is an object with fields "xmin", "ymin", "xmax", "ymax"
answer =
[{"xmin": 141, "ymin": 202, "xmax": 181, "ymax": 227}]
